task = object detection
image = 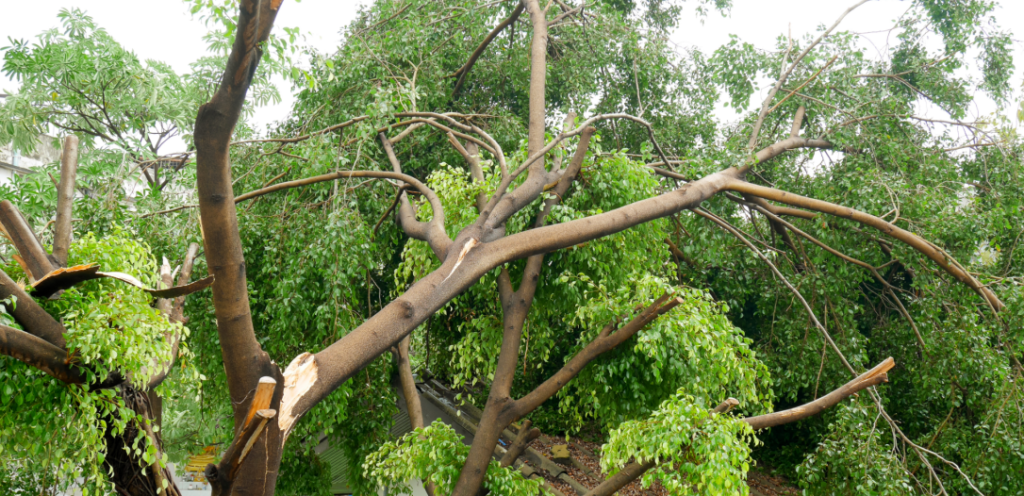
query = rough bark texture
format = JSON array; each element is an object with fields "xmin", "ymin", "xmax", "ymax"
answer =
[{"xmin": 103, "ymin": 386, "xmax": 181, "ymax": 496}]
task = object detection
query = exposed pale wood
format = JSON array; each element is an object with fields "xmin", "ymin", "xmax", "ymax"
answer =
[
  {"xmin": 230, "ymin": 409, "xmax": 276, "ymax": 478},
  {"xmin": 243, "ymin": 377, "xmax": 278, "ymax": 432}
]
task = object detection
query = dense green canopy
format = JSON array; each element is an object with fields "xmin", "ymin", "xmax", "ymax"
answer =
[{"xmin": 1, "ymin": 0, "xmax": 1021, "ymax": 495}]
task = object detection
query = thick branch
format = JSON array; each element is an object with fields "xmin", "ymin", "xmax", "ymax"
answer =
[
  {"xmin": 737, "ymin": 136, "xmax": 831, "ymax": 174},
  {"xmin": 0, "ymin": 269, "xmax": 67, "ymax": 348},
  {"xmin": 525, "ymin": 0, "xmax": 547, "ymax": 167},
  {"xmin": 379, "ymin": 133, "xmax": 453, "ymax": 259},
  {"xmin": 297, "ymin": 168, "xmax": 740, "ymax": 422},
  {"xmin": 0, "ymin": 324, "xmax": 83, "ymax": 384},
  {"xmin": 745, "ymin": 357, "xmax": 894, "ymax": 429},
  {"xmin": 393, "ymin": 335, "xmax": 424, "ymax": 429},
  {"xmin": 193, "ymin": 0, "xmax": 283, "ymax": 441},
  {"xmin": 514, "ymin": 293, "xmax": 680, "ymax": 417},
  {"xmin": 451, "ymin": 127, "xmax": 595, "ymax": 496},
  {"xmin": 0, "ymin": 201, "xmax": 56, "ymax": 281},
  {"xmin": 52, "ymin": 135, "xmax": 80, "ymax": 266}
]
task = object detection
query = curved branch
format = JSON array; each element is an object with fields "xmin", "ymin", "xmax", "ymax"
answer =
[
  {"xmin": 192, "ymin": 0, "xmax": 285, "ymax": 443},
  {"xmin": 737, "ymin": 136, "xmax": 832, "ymax": 174},
  {"xmin": 723, "ymin": 180, "xmax": 1004, "ymax": 311},
  {"xmin": 381, "ymin": 118, "xmax": 498, "ymax": 156},
  {"xmin": 379, "ymin": 133, "xmax": 453, "ymax": 259}
]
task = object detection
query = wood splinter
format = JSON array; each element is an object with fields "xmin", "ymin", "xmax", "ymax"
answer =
[
  {"xmin": 230, "ymin": 408, "xmax": 277, "ymax": 479},
  {"xmin": 242, "ymin": 376, "xmax": 277, "ymax": 431}
]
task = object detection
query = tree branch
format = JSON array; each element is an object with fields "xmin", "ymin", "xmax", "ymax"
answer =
[
  {"xmin": 192, "ymin": 3, "xmax": 287, "ymax": 491},
  {"xmin": 583, "ymin": 359, "xmax": 894, "ymax": 495},
  {"xmin": 0, "ymin": 324, "xmax": 83, "ymax": 384},
  {"xmin": 0, "ymin": 201, "xmax": 56, "ymax": 281},
  {"xmin": 745, "ymin": 357, "xmax": 894, "ymax": 429},
  {"xmin": 0, "ymin": 269, "xmax": 66, "ymax": 348},
  {"xmin": 379, "ymin": 133, "xmax": 453, "ymax": 259},
  {"xmin": 451, "ymin": 2, "xmax": 526, "ymax": 96},
  {"xmin": 723, "ymin": 180, "xmax": 1004, "ymax": 311},
  {"xmin": 52, "ymin": 136, "xmax": 80, "ymax": 266}
]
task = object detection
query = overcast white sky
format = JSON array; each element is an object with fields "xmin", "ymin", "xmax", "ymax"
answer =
[{"xmin": 2, "ymin": 0, "xmax": 1022, "ymax": 140}]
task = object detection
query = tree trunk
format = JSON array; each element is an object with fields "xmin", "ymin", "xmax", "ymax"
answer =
[{"xmin": 104, "ymin": 385, "xmax": 181, "ymax": 496}]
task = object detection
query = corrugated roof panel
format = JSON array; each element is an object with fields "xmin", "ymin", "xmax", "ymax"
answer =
[{"xmin": 321, "ymin": 408, "xmax": 414, "ymax": 495}]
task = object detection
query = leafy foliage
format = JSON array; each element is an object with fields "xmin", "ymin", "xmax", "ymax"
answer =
[
  {"xmin": 602, "ymin": 393, "xmax": 756, "ymax": 495},
  {"xmin": 364, "ymin": 421, "xmax": 541, "ymax": 496}
]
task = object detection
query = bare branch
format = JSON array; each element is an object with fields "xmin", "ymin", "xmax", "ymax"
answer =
[
  {"xmin": 451, "ymin": 2, "xmax": 526, "ymax": 96},
  {"xmin": 0, "ymin": 201, "xmax": 56, "ymax": 281},
  {"xmin": 723, "ymin": 180, "xmax": 1004, "ymax": 311},
  {"xmin": 52, "ymin": 135, "xmax": 80, "ymax": 266}
]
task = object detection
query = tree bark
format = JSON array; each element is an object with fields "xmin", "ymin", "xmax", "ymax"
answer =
[
  {"xmin": 0, "ymin": 201, "xmax": 56, "ymax": 281},
  {"xmin": 52, "ymin": 135, "xmax": 79, "ymax": 266},
  {"xmin": 191, "ymin": 1, "xmax": 287, "ymax": 495},
  {"xmin": 0, "ymin": 269, "xmax": 67, "ymax": 347}
]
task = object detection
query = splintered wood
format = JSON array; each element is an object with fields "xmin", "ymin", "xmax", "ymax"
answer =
[{"xmin": 278, "ymin": 352, "xmax": 318, "ymax": 443}]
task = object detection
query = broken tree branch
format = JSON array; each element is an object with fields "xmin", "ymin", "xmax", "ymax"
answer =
[
  {"xmin": 744, "ymin": 357, "xmax": 894, "ymax": 429},
  {"xmin": 52, "ymin": 135, "xmax": 80, "ymax": 266}
]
